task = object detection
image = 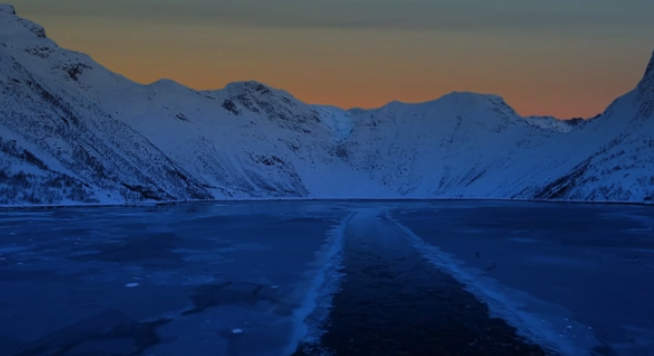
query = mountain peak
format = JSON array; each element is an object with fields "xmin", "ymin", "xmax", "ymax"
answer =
[
  {"xmin": 224, "ymin": 81, "xmax": 274, "ymax": 96},
  {"xmin": 634, "ymin": 48, "xmax": 654, "ymax": 117},
  {"xmin": 646, "ymin": 49, "xmax": 654, "ymax": 75},
  {"xmin": 0, "ymin": 4, "xmax": 16, "ymax": 15},
  {"xmin": 638, "ymin": 48, "xmax": 654, "ymax": 88},
  {"xmin": 149, "ymin": 78, "xmax": 187, "ymax": 88},
  {"xmin": 0, "ymin": 4, "xmax": 47, "ymax": 39},
  {"xmin": 431, "ymin": 91, "xmax": 512, "ymax": 112},
  {"xmin": 222, "ymin": 80, "xmax": 300, "ymax": 104},
  {"xmin": 439, "ymin": 91, "xmax": 505, "ymax": 103}
]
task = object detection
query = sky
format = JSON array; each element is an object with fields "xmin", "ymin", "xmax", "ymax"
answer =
[{"xmin": 10, "ymin": 0, "xmax": 654, "ymax": 118}]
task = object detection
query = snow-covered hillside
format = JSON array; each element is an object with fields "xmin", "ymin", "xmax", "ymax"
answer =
[
  {"xmin": 0, "ymin": 5, "xmax": 652, "ymax": 206},
  {"xmin": 529, "ymin": 54, "xmax": 654, "ymax": 202}
]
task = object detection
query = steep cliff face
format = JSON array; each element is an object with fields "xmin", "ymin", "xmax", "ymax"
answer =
[
  {"xmin": 1, "ymin": 6, "xmax": 653, "ymax": 206},
  {"xmin": 634, "ymin": 50, "xmax": 654, "ymax": 118}
]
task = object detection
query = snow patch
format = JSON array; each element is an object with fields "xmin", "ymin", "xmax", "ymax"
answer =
[{"xmin": 313, "ymin": 106, "xmax": 354, "ymax": 141}]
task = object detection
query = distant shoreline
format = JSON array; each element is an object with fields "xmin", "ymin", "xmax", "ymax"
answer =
[{"xmin": 1, "ymin": 196, "xmax": 652, "ymax": 211}]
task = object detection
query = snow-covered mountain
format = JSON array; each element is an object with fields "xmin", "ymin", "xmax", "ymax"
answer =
[
  {"xmin": 0, "ymin": 4, "xmax": 652, "ymax": 206},
  {"xmin": 529, "ymin": 53, "xmax": 654, "ymax": 202}
]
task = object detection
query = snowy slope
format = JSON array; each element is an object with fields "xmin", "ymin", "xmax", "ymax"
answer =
[
  {"xmin": 0, "ymin": 7, "xmax": 215, "ymax": 205},
  {"xmin": 0, "ymin": 5, "xmax": 389, "ymax": 205},
  {"xmin": 531, "ymin": 53, "xmax": 654, "ymax": 202},
  {"xmin": 0, "ymin": 5, "xmax": 652, "ymax": 206}
]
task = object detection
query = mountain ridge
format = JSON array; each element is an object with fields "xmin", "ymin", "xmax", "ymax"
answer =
[
  {"xmin": 0, "ymin": 4, "xmax": 618, "ymax": 120},
  {"xmin": 1, "ymin": 5, "xmax": 653, "ymax": 206}
]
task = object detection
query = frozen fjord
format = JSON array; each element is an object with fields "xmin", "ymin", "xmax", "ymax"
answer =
[{"xmin": 0, "ymin": 200, "xmax": 652, "ymax": 356}]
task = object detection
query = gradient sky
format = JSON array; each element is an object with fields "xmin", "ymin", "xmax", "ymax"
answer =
[{"xmin": 10, "ymin": 0, "xmax": 654, "ymax": 118}]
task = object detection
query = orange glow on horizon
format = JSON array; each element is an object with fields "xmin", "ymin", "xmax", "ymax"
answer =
[{"xmin": 11, "ymin": 5, "xmax": 653, "ymax": 119}]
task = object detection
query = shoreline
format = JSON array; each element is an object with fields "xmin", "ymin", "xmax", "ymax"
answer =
[{"xmin": 1, "ymin": 196, "xmax": 652, "ymax": 211}]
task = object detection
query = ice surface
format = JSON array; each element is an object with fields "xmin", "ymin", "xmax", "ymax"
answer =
[
  {"xmin": 391, "ymin": 202, "xmax": 654, "ymax": 356},
  {"xmin": 1, "ymin": 201, "xmax": 652, "ymax": 355},
  {"xmin": 0, "ymin": 202, "xmax": 351, "ymax": 355}
]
